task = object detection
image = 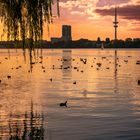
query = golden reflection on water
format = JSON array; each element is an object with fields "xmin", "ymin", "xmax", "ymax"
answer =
[{"xmin": 0, "ymin": 49, "xmax": 140, "ymax": 140}]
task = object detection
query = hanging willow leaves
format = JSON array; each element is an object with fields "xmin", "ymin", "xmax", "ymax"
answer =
[{"xmin": 0, "ymin": 0, "xmax": 59, "ymax": 49}]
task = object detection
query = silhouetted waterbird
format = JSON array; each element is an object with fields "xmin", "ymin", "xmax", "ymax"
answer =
[
  {"xmin": 97, "ymin": 63, "xmax": 102, "ymax": 67},
  {"xmin": 31, "ymin": 62, "xmax": 35, "ymax": 65},
  {"xmin": 63, "ymin": 67, "xmax": 68, "ymax": 70},
  {"xmin": 74, "ymin": 67, "xmax": 77, "ymax": 69},
  {"xmin": 80, "ymin": 58, "xmax": 87, "ymax": 64},
  {"xmin": 42, "ymin": 66, "xmax": 45, "ymax": 69},
  {"xmin": 136, "ymin": 61, "xmax": 140, "ymax": 65},
  {"xmin": 60, "ymin": 101, "xmax": 67, "ymax": 107},
  {"xmin": 102, "ymin": 57, "xmax": 106, "ymax": 59},
  {"xmin": 138, "ymin": 80, "xmax": 140, "ymax": 85},
  {"xmin": 124, "ymin": 60, "xmax": 128, "ymax": 63},
  {"xmin": 50, "ymin": 78, "xmax": 52, "ymax": 82},
  {"xmin": 7, "ymin": 75, "xmax": 11, "ymax": 79},
  {"xmin": 63, "ymin": 59, "xmax": 68, "ymax": 62}
]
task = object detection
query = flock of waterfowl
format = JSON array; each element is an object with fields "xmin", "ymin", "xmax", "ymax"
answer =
[
  {"xmin": 0, "ymin": 54, "xmax": 140, "ymax": 83},
  {"xmin": 0, "ymin": 53, "xmax": 140, "ymax": 102}
]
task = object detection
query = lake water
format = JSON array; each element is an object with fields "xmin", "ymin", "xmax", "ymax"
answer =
[{"xmin": 0, "ymin": 49, "xmax": 140, "ymax": 140}]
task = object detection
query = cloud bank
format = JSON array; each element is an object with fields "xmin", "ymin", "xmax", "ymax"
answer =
[
  {"xmin": 59, "ymin": 0, "xmax": 140, "ymax": 21},
  {"xmin": 95, "ymin": 5, "xmax": 140, "ymax": 21}
]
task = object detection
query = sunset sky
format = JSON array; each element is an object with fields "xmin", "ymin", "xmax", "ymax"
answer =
[
  {"xmin": 0, "ymin": 0, "xmax": 140, "ymax": 41},
  {"xmin": 46, "ymin": 0, "xmax": 140, "ymax": 41}
]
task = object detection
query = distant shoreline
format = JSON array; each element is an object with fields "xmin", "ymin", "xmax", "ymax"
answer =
[
  {"xmin": 0, "ymin": 38, "xmax": 140, "ymax": 49},
  {"xmin": 0, "ymin": 47, "xmax": 140, "ymax": 50}
]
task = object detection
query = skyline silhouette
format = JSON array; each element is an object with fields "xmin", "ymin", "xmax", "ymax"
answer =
[
  {"xmin": 43, "ymin": 0, "xmax": 140, "ymax": 41},
  {"xmin": 0, "ymin": 0, "xmax": 140, "ymax": 42}
]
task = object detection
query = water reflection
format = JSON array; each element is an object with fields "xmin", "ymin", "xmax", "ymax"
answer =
[
  {"xmin": 20, "ymin": 49, "xmax": 44, "ymax": 73},
  {"xmin": 0, "ymin": 101, "xmax": 44, "ymax": 140},
  {"xmin": 23, "ymin": 49, "xmax": 26, "ymax": 63},
  {"xmin": 62, "ymin": 50, "xmax": 72, "ymax": 79},
  {"xmin": 0, "ymin": 49, "xmax": 140, "ymax": 140},
  {"xmin": 29, "ymin": 50, "xmax": 33, "ymax": 73},
  {"xmin": 114, "ymin": 50, "xmax": 118, "ymax": 93}
]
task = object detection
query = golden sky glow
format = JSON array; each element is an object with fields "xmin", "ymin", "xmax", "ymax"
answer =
[{"xmin": 0, "ymin": 0, "xmax": 140, "ymax": 41}]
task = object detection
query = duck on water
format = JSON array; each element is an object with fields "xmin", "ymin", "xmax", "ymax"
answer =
[{"xmin": 59, "ymin": 101, "xmax": 67, "ymax": 107}]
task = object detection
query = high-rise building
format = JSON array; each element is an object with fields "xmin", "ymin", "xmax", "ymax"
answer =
[{"xmin": 61, "ymin": 25, "xmax": 72, "ymax": 42}]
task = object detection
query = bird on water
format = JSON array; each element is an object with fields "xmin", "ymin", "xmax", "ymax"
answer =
[
  {"xmin": 7, "ymin": 75, "xmax": 11, "ymax": 79},
  {"xmin": 59, "ymin": 101, "xmax": 67, "ymax": 107}
]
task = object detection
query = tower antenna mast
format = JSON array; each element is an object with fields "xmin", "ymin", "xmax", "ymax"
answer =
[{"xmin": 113, "ymin": 6, "xmax": 119, "ymax": 41}]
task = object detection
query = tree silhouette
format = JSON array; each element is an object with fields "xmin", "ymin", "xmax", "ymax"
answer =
[{"xmin": 0, "ymin": 0, "xmax": 59, "ymax": 49}]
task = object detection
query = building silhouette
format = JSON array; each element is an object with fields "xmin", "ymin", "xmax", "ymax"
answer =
[
  {"xmin": 61, "ymin": 25, "xmax": 72, "ymax": 42},
  {"xmin": 51, "ymin": 25, "xmax": 72, "ymax": 43},
  {"xmin": 51, "ymin": 37, "xmax": 61, "ymax": 44}
]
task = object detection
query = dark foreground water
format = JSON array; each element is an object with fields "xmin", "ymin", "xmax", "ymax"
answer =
[{"xmin": 0, "ymin": 49, "xmax": 140, "ymax": 140}]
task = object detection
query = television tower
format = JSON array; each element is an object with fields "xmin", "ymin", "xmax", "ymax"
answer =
[{"xmin": 113, "ymin": 6, "xmax": 119, "ymax": 41}]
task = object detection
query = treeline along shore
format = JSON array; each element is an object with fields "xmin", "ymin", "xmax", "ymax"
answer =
[{"xmin": 0, "ymin": 38, "xmax": 140, "ymax": 49}]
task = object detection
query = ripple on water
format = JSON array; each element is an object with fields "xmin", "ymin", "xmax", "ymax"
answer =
[{"xmin": 0, "ymin": 49, "xmax": 140, "ymax": 140}]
